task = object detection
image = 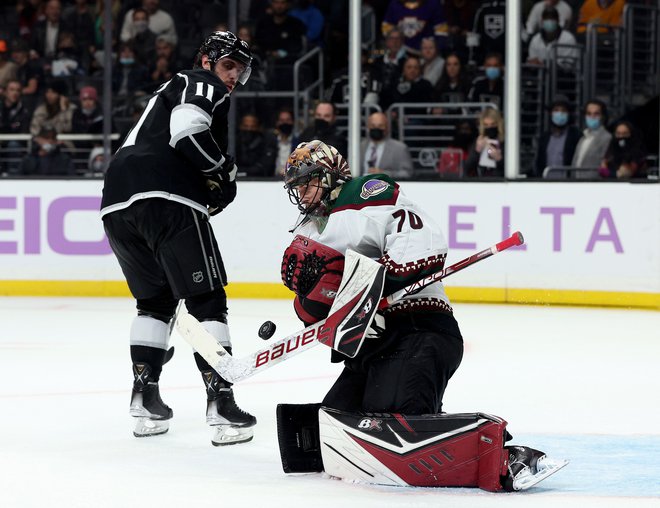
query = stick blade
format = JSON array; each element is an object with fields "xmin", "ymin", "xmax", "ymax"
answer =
[{"xmin": 175, "ymin": 312, "xmax": 237, "ymax": 383}]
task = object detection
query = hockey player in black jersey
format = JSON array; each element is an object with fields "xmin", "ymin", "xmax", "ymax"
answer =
[{"xmin": 101, "ymin": 31, "xmax": 256, "ymax": 445}]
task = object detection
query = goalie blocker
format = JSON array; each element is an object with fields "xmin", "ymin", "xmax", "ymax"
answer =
[{"xmin": 277, "ymin": 404, "xmax": 568, "ymax": 492}]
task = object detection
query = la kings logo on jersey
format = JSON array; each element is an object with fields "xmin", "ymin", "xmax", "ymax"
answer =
[{"xmin": 192, "ymin": 271, "xmax": 204, "ymax": 283}]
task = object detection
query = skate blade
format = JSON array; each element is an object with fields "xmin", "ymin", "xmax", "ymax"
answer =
[
  {"xmin": 211, "ymin": 425, "xmax": 254, "ymax": 446},
  {"xmin": 513, "ymin": 458, "xmax": 569, "ymax": 491},
  {"xmin": 133, "ymin": 417, "xmax": 170, "ymax": 438}
]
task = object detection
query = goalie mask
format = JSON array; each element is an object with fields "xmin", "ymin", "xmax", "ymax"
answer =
[
  {"xmin": 284, "ymin": 140, "xmax": 351, "ymax": 216},
  {"xmin": 195, "ymin": 31, "xmax": 252, "ymax": 85}
]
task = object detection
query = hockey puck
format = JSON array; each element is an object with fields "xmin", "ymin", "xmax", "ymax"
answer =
[{"xmin": 258, "ymin": 320, "xmax": 277, "ymax": 340}]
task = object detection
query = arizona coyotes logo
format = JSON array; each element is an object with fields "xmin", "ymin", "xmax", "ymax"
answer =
[{"xmin": 355, "ymin": 296, "xmax": 374, "ymax": 321}]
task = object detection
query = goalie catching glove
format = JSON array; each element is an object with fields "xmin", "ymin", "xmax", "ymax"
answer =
[
  {"xmin": 281, "ymin": 235, "xmax": 344, "ymax": 325},
  {"xmin": 206, "ymin": 155, "xmax": 238, "ymax": 216}
]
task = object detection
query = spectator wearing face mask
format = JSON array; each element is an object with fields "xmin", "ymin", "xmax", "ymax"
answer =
[
  {"xmin": 464, "ymin": 107, "xmax": 504, "ymax": 177},
  {"xmin": 527, "ymin": 7, "xmax": 578, "ymax": 71},
  {"xmin": 72, "ymin": 86, "xmax": 104, "ymax": 151},
  {"xmin": 468, "ymin": 53, "xmax": 504, "ymax": 109},
  {"xmin": 534, "ymin": 95, "xmax": 581, "ymax": 177},
  {"xmin": 360, "ymin": 111, "xmax": 413, "ymax": 179},
  {"xmin": 525, "ymin": 0, "xmax": 573, "ymax": 40},
  {"xmin": 600, "ymin": 121, "xmax": 647, "ymax": 179},
  {"xmin": 235, "ymin": 113, "xmax": 278, "ymax": 177},
  {"xmin": 437, "ymin": 119, "xmax": 477, "ymax": 177},
  {"xmin": 297, "ymin": 101, "xmax": 348, "ymax": 158},
  {"xmin": 571, "ymin": 99, "xmax": 612, "ymax": 172},
  {"xmin": 128, "ymin": 7, "xmax": 157, "ymax": 66},
  {"xmin": 87, "ymin": 145, "xmax": 106, "ymax": 176},
  {"xmin": 273, "ymin": 108, "xmax": 297, "ymax": 176},
  {"xmin": 20, "ymin": 126, "xmax": 75, "ymax": 176},
  {"xmin": 112, "ymin": 42, "xmax": 149, "ymax": 97},
  {"xmin": 120, "ymin": 0, "xmax": 177, "ymax": 46}
]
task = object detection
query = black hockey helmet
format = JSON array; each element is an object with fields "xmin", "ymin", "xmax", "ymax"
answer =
[
  {"xmin": 284, "ymin": 140, "xmax": 351, "ymax": 216},
  {"xmin": 196, "ymin": 31, "xmax": 252, "ymax": 85}
]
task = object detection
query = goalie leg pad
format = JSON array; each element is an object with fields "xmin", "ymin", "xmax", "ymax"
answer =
[
  {"xmin": 276, "ymin": 403, "xmax": 324, "ymax": 473},
  {"xmin": 318, "ymin": 408, "xmax": 509, "ymax": 491}
]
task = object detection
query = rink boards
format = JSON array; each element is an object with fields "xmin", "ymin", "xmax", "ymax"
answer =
[{"xmin": 0, "ymin": 179, "xmax": 658, "ymax": 309}]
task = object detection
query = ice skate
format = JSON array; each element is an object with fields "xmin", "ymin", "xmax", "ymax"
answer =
[
  {"xmin": 129, "ymin": 362, "xmax": 173, "ymax": 437},
  {"xmin": 503, "ymin": 446, "xmax": 569, "ymax": 491},
  {"xmin": 202, "ymin": 370, "xmax": 256, "ymax": 446}
]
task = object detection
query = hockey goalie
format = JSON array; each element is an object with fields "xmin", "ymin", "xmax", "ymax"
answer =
[{"xmin": 275, "ymin": 140, "xmax": 567, "ymax": 492}]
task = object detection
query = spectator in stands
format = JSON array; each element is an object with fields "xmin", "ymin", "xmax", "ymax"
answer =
[
  {"xmin": 527, "ymin": 6, "xmax": 579, "ymax": 71},
  {"xmin": 30, "ymin": 0, "xmax": 71, "ymax": 60},
  {"xmin": 235, "ymin": 113, "xmax": 278, "ymax": 177},
  {"xmin": 360, "ymin": 111, "xmax": 414, "ymax": 179},
  {"xmin": 443, "ymin": 0, "xmax": 477, "ymax": 61},
  {"xmin": 290, "ymin": 0, "xmax": 325, "ymax": 48},
  {"xmin": 112, "ymin": 42, "xmax": 149, "ymax": 97},
  {"xmin": 62, "ymin": 0, "xmax": 95, "ymax": 71},
  {"xmin": 72, "ymin": 86, "xmax": 103, "ymax": 134},
  {"xmin": 437, "ymin": 119, "xmax": 477, "ymax": 177},
  {"xmin": 152, "ymin": 36, "xmax": 184, "ymax": 75},
  {"xmin": 10, "ymin": 39, "xmax": 43, "ymax": 107},
  {"xmin": 600, "ymin": 121, "xmax": 647, "ymax": 179},
  {"xmin": 0, "ymin": 40, "xmax": 19, "ymax": 95},
  {"xmin": 420, "ymin": 37, "xmax": 444, "ymax": 87},
  {"xmin": 0, "ymin": 79, "xmax": 32, "ymax": 175},
  {"xmin": 273, "ymin": 108, "xmax": 297, "ymax": 176},
  {"xmin": 298, "ymin": 101, "xmax": 348, "ymax": 157},
  {"xmin": 469, "ymin": 0, "xmax": 505, "ymax": 65},
  {"xmin": 381, "ymin": 0, "xmax": 449, "ymax": 55},
  {"xmin": 571, "ymin": 99, "xmax": 612, "ymax": 170},
  {"xmin": 576, "ymin": 0, "xmax": 625, "ymax": 34},
  {"xmin": 87, "ymin": 145, "xmax": 107, "ymax": 176},
  {"xmin": 29, "ymin": 79, "xmax": 76, "ymax": 136},
  {"xmin": 464, "ymin": 107, "xmax": 504, "ymax": 177},
  {"xmin": 371, "ymin": 28, "xmax": 407, "ymax": 95},
  {"xmin": 433, "ymin": 53, "xmax": 471, "ymax": 104},
  {"xmin": 20, "ymin": 126, "xmax": 75, "ymax": 175},
  {"xmin": 17, "ymin": 0, "xmax": 45, "ymax": 40},
  {"xmin": 51, "ymin": 31, "xmax": 83, "ymax": 77},
  {"xmin": 120, "ymin": 0, "xmax": 177, "ymax": 46},
  {"xmin": 468, "ymin": 52, "xmax": 504, "ymax": 109},
  {"xmin": 380, "ymin": 55, "xmax": 434, "ymax": 110},
  {"xmin": 534, "ymin": 95, "xmax": 581, "ymax": 177},
  {"xmin": 128, "ymin": 8, "xmax": 157, "ymax": 67},
  {"xmin": 525, "ymin": 0, "xmax": 573, "ymax": 40},
  {"xmin": 254, "ymin": 0, "xmax": 306, "ymax": 66}
]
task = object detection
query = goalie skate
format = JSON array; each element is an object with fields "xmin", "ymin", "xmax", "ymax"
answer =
[{"xmin": 504, "ymin": 446, "xmax": 569, "ymax": 491}]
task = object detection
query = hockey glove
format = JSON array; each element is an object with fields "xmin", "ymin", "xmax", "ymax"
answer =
[{"xmin": 206, "ymin": 156, "xmax": 238, "ymax": 215}]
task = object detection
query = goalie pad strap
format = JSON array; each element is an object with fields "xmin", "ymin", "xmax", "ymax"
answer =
[
  {"xmin": 318, "ymin": 408, "xmax": 509, "ymax": 491},
  {"xmin": 276, "ymin": 403, "xmax": 324, "ymax": 473}
]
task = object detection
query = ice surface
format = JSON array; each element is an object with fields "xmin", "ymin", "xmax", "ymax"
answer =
[{"xmin": 1, "ymin": 297, "xmax": 658, "ymax": 507}]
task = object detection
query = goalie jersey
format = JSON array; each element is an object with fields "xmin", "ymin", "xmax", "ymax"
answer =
[
  {"xmin": 100, "ymin": 69, "xmax": 231, "ymax": 218},
  {"xmin": 294, "ymin": 174, "xmax": 452, "ymax": 315}
]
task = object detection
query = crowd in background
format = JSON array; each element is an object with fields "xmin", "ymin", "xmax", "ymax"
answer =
[{"xmin": 0, "ymin": 0, "xmax": 657, "ymax": 180}]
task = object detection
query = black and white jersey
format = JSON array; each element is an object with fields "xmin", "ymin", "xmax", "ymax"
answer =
[{"xmin": 101, "ymin": 68, "xmax": 231, "ymax": 217}]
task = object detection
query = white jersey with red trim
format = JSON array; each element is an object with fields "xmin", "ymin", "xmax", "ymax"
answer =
[{"xmin": 292, "ymin": 174, "xmax": 451, "ymax": 314}]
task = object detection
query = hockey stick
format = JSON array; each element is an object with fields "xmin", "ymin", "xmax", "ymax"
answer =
[{"xmin": 176, "ymin": 232, "xmax": 524, "ymax": 383}]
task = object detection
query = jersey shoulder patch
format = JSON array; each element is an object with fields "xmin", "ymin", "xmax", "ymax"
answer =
[{"xmin": 331, "ymin": 174, "xmax": 399, "ymax": 213}]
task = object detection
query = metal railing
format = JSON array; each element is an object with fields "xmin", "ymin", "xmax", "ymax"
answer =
[
  {"xmin": 585, "ymin": 23, "xmax": 624, "ymax": 118},
  {"xmin": 385, "ymin": 102, "xmax": 498, "ymax": 176},
  {"xmin": 622, "ymin": 4, "xmax": 660, "ymax": 107},
  {"xmin": 231, "ymin": 47, "xmax": 324, "ymax": 134},
  {"xmin": 334, "ymin": 102, "xmax": 382, "ymax": 138},
  {"xmin": 542, "ymin": 165, "xmax": 601, "ymax": 179},
  {"xmin": 0, "ymin": 133, "xmax": 120, "ymax": 177}
]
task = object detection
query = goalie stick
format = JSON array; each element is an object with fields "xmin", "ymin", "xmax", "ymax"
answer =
[{"xmin": 176, "ymin": 232, "xmax": 524, "ymax": 383}]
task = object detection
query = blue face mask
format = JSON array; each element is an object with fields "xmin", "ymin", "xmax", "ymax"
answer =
[
  {"xmin": 542, "ymin": 20, "xmax": 558, "ymax": 33},
  {"xmin": 552, "ymin": 111, "xmax": 568, "ymax": 126},
  {"xmin": 120, "ymin": 57, "xmax": 135, "ymax": 66},
  {"xmin": 485, "ymin": 67, "xmax": 501, "ymax": 80},
  {"xmin": 585, "ymin": 116, "xmax": 601, "ymax": 130}
]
